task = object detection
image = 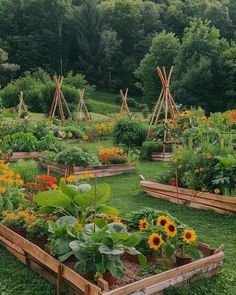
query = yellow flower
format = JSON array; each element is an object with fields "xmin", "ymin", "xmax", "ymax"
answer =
[
  {"xmin": 148, "ymin": 233, "xmax": 164, "ymax": 250},
  {"xmin": 112, "ymin": 216, "xmax": 121, "ymax": 223},
  {"xmin": 199, "ymin": 167, "xmax": 204, "ymax": 172},
  {"xmin": 15, "ymin": 173, "xmax": 21, "ymax": 179},
  {"xmin": 51, "ymin": 184, "xmax": 59, "ymax": 190},
  {"xmin": 214, "ymin": 188, "xmax": 220, "ymax": 194},
  {"xmin": 164, "ymin": 221, "xmax": 177, "ymax": 237},
  {"xmin": 157, "ymin": 215, "xmax": 170, "ymax": 227},
  {"xmin": 206, "ymin": 153, "xmax": 212, "ymax": 160},
  {"xmin": 15, "ymin": 179, "xmax": 24, "ymax": 186},
  {"xmin": 138, "ymin": 218, "xmax": 149, "ymax": 231},
  {"xmin": 182, "ymin": 229, "xmax": 197, "ymax": 244}
]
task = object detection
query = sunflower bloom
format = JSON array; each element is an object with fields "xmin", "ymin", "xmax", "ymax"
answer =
[
  {"xmin": 157, "ymin": 215, "xmax": 170, "ymax": 227},
  {"xmin": 138, "ymin": 218, "xmax": 149, "ymax": 231},
  {"xmin": 182, "ymin": 229, "xmax": 197, "ymax": 244},
  {"xmin": 214, "ymin": 188, "xmax": 220, "ymax": 194},
  {"xmin": 164, "ymin": 221, "xmax": 177, "ymax": 237},
  {"xmin": 148, "ymin": 233, "xmax": 164, "ymax": 250}
]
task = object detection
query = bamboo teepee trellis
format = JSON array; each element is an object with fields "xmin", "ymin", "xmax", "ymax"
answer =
[
  {"xmin": 119, "ymin": 88, "xmax": 131, "ymax": 116},
  {"xmin": 77, "ymin": 89, "xmax": 91, "ymax": 121},
  {"xmin": 147, "ymin": 66, "xmax": 180, "ymax": 139},
  {"xmin": 48, "ymin": 76, "xmax": 72, "ymax": 124},
  {"xmin": 17, "ymin": 91, "xmax": 28, "ymax": 118}
]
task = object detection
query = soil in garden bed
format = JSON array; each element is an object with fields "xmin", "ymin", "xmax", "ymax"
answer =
[{"xmin": 64, "ymin": 257, "xmax": 167, "ymax": 290}]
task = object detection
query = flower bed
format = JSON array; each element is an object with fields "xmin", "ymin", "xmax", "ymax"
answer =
[
  {"xmin": 0, "ymin": 224, "xmax": 224, "ymax": 295},
  {"xmin": 41, "ymin": 146, "xmax": 135, "ymax": 177},
  {"xmin": 41, "ymin": 159, "xmax": 136, "ymax": 178},
  {"xmin": 140, "ymin": 180, "xmax": 236, "ymax": 214},
  {"xmin": 149, "ymin": 152, "xmax": 174, "ymax": 162}
]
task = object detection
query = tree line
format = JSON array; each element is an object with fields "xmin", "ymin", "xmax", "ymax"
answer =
[{"xmin": 0, "ymin": 0, "xmax": 235, "ymax": 112}]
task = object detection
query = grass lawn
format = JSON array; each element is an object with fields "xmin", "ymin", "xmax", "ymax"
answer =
[{"xmin": 0, "ymin": 140, "xmax": 236, "ymax": 294}]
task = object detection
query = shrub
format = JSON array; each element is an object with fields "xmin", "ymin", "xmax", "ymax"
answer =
[
  {"xmin": 56, "ymin": 147, "xmax": 98, "ymax": 166},
  {"xmin": 113, "ymin": 118, "xmax": 146, "ymax": 149},
  {"xmin": 13, "ymin": 160, "xmax": 39, "ymax": 183},
  {"xmin": 140, "ymin": 141, "xmax": 173, "ymax": 160}
]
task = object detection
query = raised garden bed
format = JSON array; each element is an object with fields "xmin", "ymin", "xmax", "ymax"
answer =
[
  {"xmin": 41, "ymin": 159, "xmax": 136, "ymax": 178},
  {"xmin": 141, "ymin": 180, "xmax": 236, "ymax": 214},
  {"xmin": 62, "ymin": 138, "xmax": 80, "ymax": 143},
  {"xmin": 0, "ymin": 223, "xmax": 224, "ymax": 295},
  {"xmin": 149, "ymin": 152, "xmax": 173, "ymax": 162},
  {"xmin": 2, "ymin": 152, "xmax": 44, "ymax": 162}
]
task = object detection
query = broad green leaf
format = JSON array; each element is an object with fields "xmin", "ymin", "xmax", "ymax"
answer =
[
  {"xmin": 123, "ymin": 233, "xmax": 143, "ymax": 247},
  {"xmin": 58, "ymin": 251, "xmax": 74, "ymax": 262},
  {"xmin": 138, "ymin": 253, "xmax": 147, "ymax": 267},
  {"xmin": 99, "ymin": 244, "xmax": 124, "ymax": 255},
  {"xmin": 73, "ymin": 193, "xmax": 92, "ymax": 208},
  {"xmin": 59, "ymin": 181, "xmax": 78, "ymax": 199},
  {"xmin": 96, "ymin": 204, "xmax": 119, "ymax": 216},
  {"xmin": 34, "ymin": 190, "xmax": 71, "ymax": 209},
  {"xmin": 55, "ymin": 216, "xmax": 77, "ymax": 227},
  {"xmin": 107, "ymin": 222, "xmax": 127, "ymax": 233}
]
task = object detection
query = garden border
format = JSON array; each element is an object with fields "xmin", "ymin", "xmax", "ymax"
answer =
[
  {"xmin": 41, "ymin": 159, "xmax": 136, "ymax": 178},
  {"xmin": 0, "ymin": 224, "xmax": 224, "ymax": 295},
  {"xmin": 140, "ymin": 180, "xmax": 236, "ymax": 214},
  {"xmin": 149, "ymin": 152, "xmax": 173, "ymax": 161}
]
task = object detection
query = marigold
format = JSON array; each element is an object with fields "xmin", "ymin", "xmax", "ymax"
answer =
[
  {"xmin": 138, "ymin": 218, "xmax": 149, "ymax": 231},
  {"xmin": 182, "ymin": 229, "xmax": 197, "ymax": 244},
  {"xmin": 148, "ymin": 233, "xmax": 164, "ymax": 250},
  {"xmin": 0, "ymin": 186, "xmax": 6, "ymax": 193},
  {"xmin": 164, "ymin": 221, "xmax": 177, "ymax": 237}
]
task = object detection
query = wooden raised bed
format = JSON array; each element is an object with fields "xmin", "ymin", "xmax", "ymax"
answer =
[
  {"xmin": 149, "ymin": 152, "xmax": 173, "ymax": 162},
  {"xmin": 0, "ymin": 224, "xmax": 224, "ymax": 295},
  {"xmin": 3, "ymin": 152, "xmax": 44, "ymax": 162},
  {"xmin": 41, "ymin": 159, "xmax": 136, "ymax": 178},
  {"xmin": 63, "ymin": 138, "xmax": 80, "ymax": 143},
  {"xmin": 141, "ymin": 180, "xmax": 236, "ymax": 214}
]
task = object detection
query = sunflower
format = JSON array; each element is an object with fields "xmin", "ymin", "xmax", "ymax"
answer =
[
  {"xmin": 164, "ymin": 221, "xmax": 177, "ymax": 237},
  {"xmin": 182, "ymin": 229, "xmax": 197, "ymax": 244},
  {"xmin": 214, "ymin": 188, "xmax": 220, "ymax": 194},
  {"xmin": 139, "ymin": 218, "xmax": 149, "ymax": 231},
  {"xmin": 157, "ymin": 215, "xmax": 170, "ymax": 227},
  {"xmin": 182, "ymin": 124, "xmax": 188, "ymax": 131},
  {"xmin": 148, "ymin": 233, "xmax": 164, "ymax": 250}
]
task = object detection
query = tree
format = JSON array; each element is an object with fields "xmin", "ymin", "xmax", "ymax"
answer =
[
  {"xmin": 173, "ymin": 19, "xmax": 229, "ymax": 112},
  {"xmin": 75, "ymin": 0, "xmax": 103, "ymax": 85},
  {"xmin": 135, "ymin": 31, "xmax": 180, "ymax": 106},
  {"xmin": 100, "ymin": 30, "xmax": 121, "ymax": 91},
  {"xmin": 0, "ymin": 49, "xmax": 19, "ymax": 86},
  {"xmin": 221, "ymin": 42, "xmax": 236, "ymax": 109}
]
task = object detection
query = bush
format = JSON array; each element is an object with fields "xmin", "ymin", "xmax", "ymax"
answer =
[
  {"xmin": 56, "ymin": 147, "xmax": 98, "ymax": 166},
  {"xmin": 113, "ymin": 118, "xmax": 146, "ymax": 149},
  {"xmin": 13, "ymin": 160, "xmax": 39, "ymax": 183},
  {"xmin": 0, "ymin": 69, "xmax": 94, "ymax": 114}
]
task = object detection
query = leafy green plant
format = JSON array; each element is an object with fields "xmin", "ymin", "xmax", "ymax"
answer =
[
  {"xmin": 113, "ymin": 118, "xmax": 146, "ymax": 149},
  {"xmin": 34, "ymin": 182, "xmax": 119, "ymax": 224},
  {"xmin": 13, "ymin": 160, "xmax": 39, "ymax": 183},
  {"xmin": 1, "ymin": 133, "xmax": 39, "ymax": 153},
  {"xmin": 56, "ymin": 147, "xmax": 98, "ymax": 166},
  {"xmin": 69, "ymin": 222, "xmax": 146, "ymax": 279}
]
